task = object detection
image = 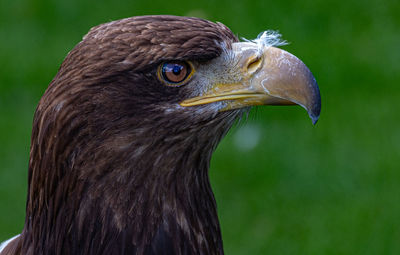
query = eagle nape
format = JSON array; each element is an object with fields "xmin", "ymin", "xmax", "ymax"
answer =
[{"xmin": 0, "ymin": 15, "xmax": 321, "ymax": 255}]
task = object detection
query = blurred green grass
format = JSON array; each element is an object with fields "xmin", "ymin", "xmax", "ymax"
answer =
[{"xmin": 1, "ymin": 0, "xmax": 399, "ymax": 254}]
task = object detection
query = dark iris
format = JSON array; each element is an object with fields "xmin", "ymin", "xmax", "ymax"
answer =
[{"xmin": 161, "ymin": 61, "xmax": 191, "ymax": 84}]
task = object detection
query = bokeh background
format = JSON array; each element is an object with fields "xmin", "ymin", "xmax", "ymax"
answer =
[{"xmin": 1, "ymin": 0, "xmax": 399, "ymax": 254}]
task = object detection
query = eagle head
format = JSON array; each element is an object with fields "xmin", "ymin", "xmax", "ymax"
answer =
[{"xmin": 2, "ymin": 15, "xmax": 320, "ymax": 255}]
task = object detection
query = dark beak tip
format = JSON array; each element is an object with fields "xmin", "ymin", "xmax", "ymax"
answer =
[
  {"xmin": 309, "ymin": 101, "xmax": 321, "ymax": 125},
  {"xmin": 309, "ymin": 81, "xmax": 321, "ymax": 125},
  {"xmin": 310, "ymin": 114, "xmax": 320, "ymax": 125}
]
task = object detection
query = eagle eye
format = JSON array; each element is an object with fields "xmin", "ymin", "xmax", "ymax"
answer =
[{"xmin": 158, "ymin": 61, "xmax": 194, "ymax": 86}]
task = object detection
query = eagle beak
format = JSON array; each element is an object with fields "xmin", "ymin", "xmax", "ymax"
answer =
[{"xmin": 180, "ymin": 42, "xmax": 321, "ymax": 124}]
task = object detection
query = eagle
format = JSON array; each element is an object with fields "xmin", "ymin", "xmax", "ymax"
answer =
[{"xmin": 0, "ymin": 15, "xmax": 320, "ymax": 255}]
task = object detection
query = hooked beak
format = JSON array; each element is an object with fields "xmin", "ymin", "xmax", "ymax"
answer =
[{"xmin": 180, "ymin": 42, "xmax": 321, "ymax": 124}]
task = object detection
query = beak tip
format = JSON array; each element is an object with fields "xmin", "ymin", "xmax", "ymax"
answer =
[
  {"xmin": 308, "ymin": 102, "xmax": 321, "ymax": 125},
  {"xmin": 310, "ymin": 114, "xmax": 320, "ymax": 125},
  {"xmin": 308, "ymin": 81, "xmax": 321, "ymax": 126}
]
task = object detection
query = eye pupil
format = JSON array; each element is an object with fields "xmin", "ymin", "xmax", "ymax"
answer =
[
  {"xmin": 172, "ymin": 65, "xmax": 182, "ymax": 75},
  {"xmin": 160, "ymin": 61, "xmax": 192, "ymax": 85}
]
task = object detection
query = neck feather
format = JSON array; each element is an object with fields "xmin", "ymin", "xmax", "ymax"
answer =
[{"xmin": 22, "ymin": 107, "xmax": 242, "ymax": 255}]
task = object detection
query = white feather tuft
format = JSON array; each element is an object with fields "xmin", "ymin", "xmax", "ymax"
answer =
[
  {"xmin": 242, "ymin": 30, "xmax": 288, "ymax": 49},
  {"xmin": 0, "ymin": 234, "xmax": 20, "ymax": 252}
]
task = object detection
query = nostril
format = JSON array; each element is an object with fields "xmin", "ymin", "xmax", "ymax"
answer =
[{"xmin": 247, "ymin": 57, "xmax": 262, "ymax": 73}]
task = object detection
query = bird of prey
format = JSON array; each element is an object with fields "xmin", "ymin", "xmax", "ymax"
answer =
[{"xmin": 0, "ymin": 15, "xmax": 320, "ymax": 255}]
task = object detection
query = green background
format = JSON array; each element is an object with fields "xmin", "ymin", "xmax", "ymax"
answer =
[{"xmin": 1, "ymin": 0, "xmax": 399, "ymax": 254}]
